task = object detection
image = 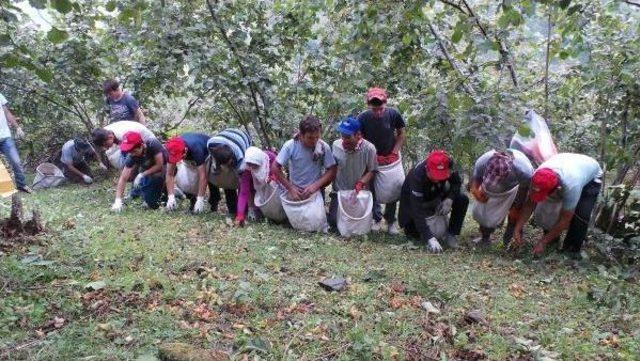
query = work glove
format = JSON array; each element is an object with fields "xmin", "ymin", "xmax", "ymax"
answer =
[
  {"xmin": 193, "ymin": 196, "xmax": 206, "ymax": 214},
  {"xmin": 165, "ymin": 194, "xmax": 177, "ymax": 211},
  {"xmin": 439, "ymin": 198, "xmax": 453, "ymax": 215},
  {"xmin": 99, "ymin": 162, "xmax": 109, "ymax": 171},
  {"xmin": 427, "ymin": 237, "xmax": 443, "ymax": 253},
  {"xmin": 15, "ymin": 127, "xmax": 25, "ymax": 140},
  {"xmin": 354, "ymin": 181, "xmax": 365, "ymax": 194},
  {"xmin": 82, "ymin": 174, "xmax": 93, "ymax": 184},
  {"xmin": 111, "ymin": 198, "xmax": 124, "ymax": 212},
  {"xmin": 133, "ymin": 173, "xmax": 145, "ymax": 188}
]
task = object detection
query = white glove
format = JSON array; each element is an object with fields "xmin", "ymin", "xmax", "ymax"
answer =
[
  {"xmin": 133, "ymin": 173, "xmax": 144, "ymax": 188},
  {"xmin": 82, "ymin": 174, "xmax": 93, "ymax": 184},
  {"xmin": 427, "ymin": 237, "xmax": 443, "ymax": 253},
  {"xmin": 439, "ymin": 198, "xmax": 453, "ymax": 215},
  {"xmin": 165, "ymin": 194, "xmax": 177, "ymax": 211},
  {"xmin": 15, "ymin": 127, "xmax": 25, "ymax": 139},
  {"xmin": 193, "ymin": 196, "xmax": 206, "ymax": 214},
  {"xmin": 99, "ymin": 162, "xmax": 108, "ymax": 171},
  {"xmin": 111, "ymin": 198, "xmax": 124, "ymax": 212}
]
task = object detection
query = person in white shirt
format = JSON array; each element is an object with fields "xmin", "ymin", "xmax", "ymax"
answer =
[{"xmin": 0, "ymin": 93, "xmax": 31, "ymax": 193}]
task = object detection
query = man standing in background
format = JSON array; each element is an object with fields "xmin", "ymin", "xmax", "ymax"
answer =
[
  {"xmin": 0, "ymin": 92, "xmax": 32, "ymax": 193},
  {"xmin": 103, "ymin": 79, "xmax": 147, "ymax": 125},
  {"xmin": 357, "ymin": 87, "xmax": 406, "ymax": 234}
]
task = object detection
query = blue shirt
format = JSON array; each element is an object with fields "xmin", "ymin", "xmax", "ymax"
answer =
[
  {"xmin": 276, "ymin": 139, "xmax": 336, "ymax": 188},
  {"xmin": 181, "ymin": 132, "xmax": 210, "ymax": 166},
  {"xmin": 107, "ymin": 92, "xmax": 140, "ymax": 123}
]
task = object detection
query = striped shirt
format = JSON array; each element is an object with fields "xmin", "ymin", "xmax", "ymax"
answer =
[{"xmin": 207, "ymin": 128, "xmax": 252, "ymax": 168}]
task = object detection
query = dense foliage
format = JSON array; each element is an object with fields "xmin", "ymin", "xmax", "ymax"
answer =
[{"xmin": 1, "ymin": 0, "xmax": 639, "ymax": 236}]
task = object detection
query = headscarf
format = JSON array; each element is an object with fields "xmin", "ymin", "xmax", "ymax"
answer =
[{"xmin": 242, "ymin": 146, "xmax": 270, "ymax": 189}]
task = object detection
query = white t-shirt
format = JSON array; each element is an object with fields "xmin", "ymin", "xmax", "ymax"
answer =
[
  {"xmin": 103, "ymin": 120, "xmax": 155, "ymax": 142},
  {"xmin": 0, "ymin": 93, "xmax": 11, "ymax": 139},
  {"xmin": 539, "ymin": 153, "xmax": 603, "ymax": 210}
]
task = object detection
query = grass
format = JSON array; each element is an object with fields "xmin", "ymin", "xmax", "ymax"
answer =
[{"xmin": 1, "ymin": 180, "xmax": 639, "ymax": 360}]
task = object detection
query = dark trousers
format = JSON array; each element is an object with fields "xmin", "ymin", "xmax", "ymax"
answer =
[
  {"xmin": 139, "ymin": 176, "xmax": 165, "ymax": 209},
  {"xmin": 61, "ymin": 161, "xmax": 92, "ymax": 183},
  {"xmin": 402, "ymin": 193, "xmax": 469, "ymax": 241},
  {"xmin": 328, "ymin": 192, "xmax": 339, "ymax": 229},
  {"xmin": 370, "ymin": 180, "xmax": 397, "ymax": 224},
  {"xmin": 210, "ymin": 183, "xmax": 238, "ymax": 216},
  {"xmin": 562, "ymin": 180, "xmax": 601, "ymax": 252}
]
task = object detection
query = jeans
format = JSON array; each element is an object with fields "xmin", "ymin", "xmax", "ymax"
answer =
[
  {"xmin": 370, "ymin": 179, "xmax": 397, "ymax": 224},
  {"xmin": 327, "ymin": 192, "xmax": 339, "ymax": 229},
  {"xmin": 0, "ymin": 137, "xmax": 26, "ymax": 188},
  {"xmin": 139, "ymin": 176, "xmax": 165, "ymax": 209}
]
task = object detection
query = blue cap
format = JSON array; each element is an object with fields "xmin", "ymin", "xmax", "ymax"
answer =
[{"xmin": 336, "ymin": 116, "xmax": 360, "ymax": 136}]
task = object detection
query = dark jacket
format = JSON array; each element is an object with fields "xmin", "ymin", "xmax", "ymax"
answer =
[{"xmin": 398, "ymin": 159, "xmax": 463, "ymax": 241}]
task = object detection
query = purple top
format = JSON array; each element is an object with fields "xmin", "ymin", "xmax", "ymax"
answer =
[{"xmin": 236, "ymin": 150, "xmax": 277, "ymax": 219}]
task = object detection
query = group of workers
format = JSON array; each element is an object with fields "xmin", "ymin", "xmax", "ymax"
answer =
[{"xmin": 1, "ymin": 82, "xmax": 604, "ymax": 258}]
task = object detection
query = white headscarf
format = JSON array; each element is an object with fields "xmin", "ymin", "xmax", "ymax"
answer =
[{"xmin": 242, "ymin": 146, "xmax": 270, "ymax": 188}]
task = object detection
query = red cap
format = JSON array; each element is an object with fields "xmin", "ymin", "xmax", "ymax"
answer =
[
  {"xmin": 426, "ymin": 150, "xmax": 451, "ymax": 182},
  {"xmin": 366, "ymin": 87, "xmax": 387, "ymax": 103},
  {"xmin": 165, "ymin": 136, "xmax": 187, "ymax": 164},
  {"xmin": 530, "ymin": 168, "xmax": 559, "ymax": 202},
  {"xmin": 120, "ymin": 131, "xmax": 143, "ymax": 152}
]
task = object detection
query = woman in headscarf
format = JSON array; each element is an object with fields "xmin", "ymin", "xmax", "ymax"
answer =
[{"xmin": 235, "ymin": 146, "xmax": 277, "ymax": 226}]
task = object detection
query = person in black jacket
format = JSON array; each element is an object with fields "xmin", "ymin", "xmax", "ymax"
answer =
[{"xmin": 398, "ymin": 150, "xmax": 469, "ymax": 252}]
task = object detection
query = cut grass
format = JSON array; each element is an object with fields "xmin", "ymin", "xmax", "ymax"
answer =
[{"xmin": 1, "ymin": 181, "xmax": 639, "ymax": 360}]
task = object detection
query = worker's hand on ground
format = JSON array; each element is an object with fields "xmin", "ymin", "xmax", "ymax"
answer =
[
  {"xmin": 234, "ymin": 214, "xmax": 245, "ymax": 227},
  {"xmin": 133, "ymin": 173, "xmax": 144, "ymax": 188},
  {"xmin": 99, "ymin": 162, "xmax": 109, "ymax": 171},
  {"xmin": 111, "ymin": 198, "xmax": 124, "ymax": 212},
  {"xmin": 193, "ymin": 196, "xmax": 206, "ymax": 214},
  {"xmin": 471, "ymin": 184, "xmax": 488, "ymax": 203},
  {"xmin": 439, "ymin": 198, "xmax": 453, "ymax": 215},
  {"xmin": 510, "ymin": 228, "xmax": 524, "ymax": 250},
  {"xmin": 533, "ymin": 240, "xmax": 546, "ymax": 255},
  {"xmin": 427, "ymin": 237, "xmax": 443, "ymax": 253},
  {"xmin": 82, "ymin": 174, "xmax": 93, "ymax": 184},
  {"xmin": 165, "ymin": 194, "xmax": 177, "ymax": 211},
  {"xmin": 15, "ymin": 127, "xmax": 25, "ymax": 140}
]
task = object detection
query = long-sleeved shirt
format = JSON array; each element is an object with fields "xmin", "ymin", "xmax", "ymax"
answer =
[
  {"xmin": 236, "ymin": 150, "xmax": 277, "ymax": 219},
  {"xmin": 399, "ymin": 159, "xmax": 463, "ymax": 241}
]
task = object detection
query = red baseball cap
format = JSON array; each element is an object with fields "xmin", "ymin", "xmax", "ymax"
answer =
[
  {"xmin": 120, "ymin": 131, "xmax": 143, "ymax": 152},
  {"xmin": 165, "ymin": 136, "xmax": 187, "ymax": 164},
  {"xmin": 426, "ymin": 150, "xmax": 450, "ymax": 182},
  {"xmin": 366, "ymin": 87, "xmax": 387, "ymax": 103},
  {"xmin": 530, "ymin": 168, "xmax": 559, "ymax": 202}
]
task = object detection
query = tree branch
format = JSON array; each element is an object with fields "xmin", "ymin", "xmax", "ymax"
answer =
[
  {"xmin": 623, "ymin": 0, "xmax": 640, "ymax": 8},
  {"xmin": 426, "ymin": 21, "xmax": 476, "ymax": 96},
  {"xmin": 205, "ymin": 0, "xmax": 272, "ymax": 148}
]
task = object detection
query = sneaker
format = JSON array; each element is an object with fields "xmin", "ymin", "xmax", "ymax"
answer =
[
  {"xmin": 18, "ymin": 186, "xmax": 33, "ymax": 194},
  {"xmin": 387, "ymin": 222, "xmax": 400, "ymax": 235},
  {"xmin": 445, "ymin": 233, "xmax": 460, "ymax": 249},
  {"xmin": 371, "ymin": 220, "xmax": 382, "ymax": 232},
  {"xmin": 141, "ymin": 201, "xmax": 149, "ymax": 208}
]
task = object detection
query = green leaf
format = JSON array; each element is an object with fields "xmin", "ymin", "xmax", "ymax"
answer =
[
  {"xmin": 35, "ymin": 68, "xmax": 54, "ymax": 83},
  {"xmin": 29, "ymin": 0, "xmax": 47, "ymax": 9},
  {"xmin": 105, "ymin": 0, "xmax": 117, "ymax": 12},
  {"xmin": 1, "ymin": 54, "xmax": 21, "ymax": 68},
  {"xmin": 402, "ymin": 33, "xmax": 412, "ymax": 46},
  {"xmin": 47, "ymin": 28, "xmax": 69, "ymax": 44},
  {"xmin": 0, "ymin": 33, "xmax": 11, "ymax": 45},
  {"xmin": 517, "ymin": 124, "xmax": 534, "ymax": 138},
  {"xmin": 51, "ymin": 0, "xmax": 73, "ymax": 14},
  {"xmin": 451, "ymin": 29, "xmax": 463, "ymax": 43}
]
